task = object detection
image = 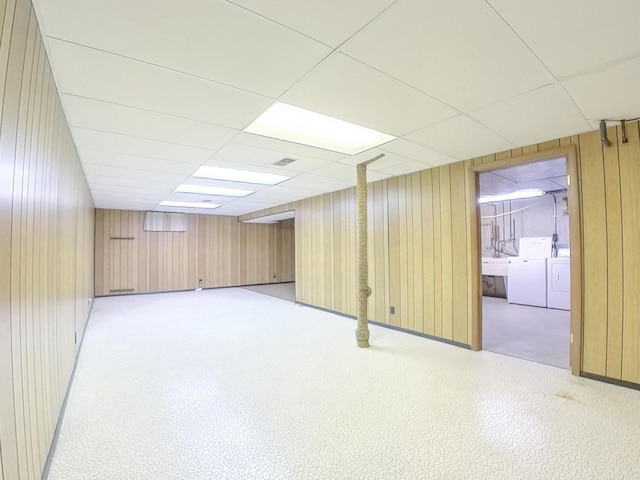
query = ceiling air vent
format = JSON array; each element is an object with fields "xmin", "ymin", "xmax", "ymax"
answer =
[
  {"xmin": 273, "ymin": 157, "xmax": 297, "ymax": 167},
  {"xmin": 201, "ymin": 199, "xmax": 214, "ymax": 203}
]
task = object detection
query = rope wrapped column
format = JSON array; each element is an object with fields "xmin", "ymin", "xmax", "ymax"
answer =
[{"xmin": 355, "ymin": 154, "xmax": 384, "ymax": 348}]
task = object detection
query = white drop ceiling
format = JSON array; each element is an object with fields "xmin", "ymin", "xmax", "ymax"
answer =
[{"xmin": 31, "ymin": 0, "xmax": 640, "ymax": 216}]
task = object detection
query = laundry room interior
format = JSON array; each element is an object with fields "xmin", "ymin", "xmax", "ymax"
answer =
[{"xmin": 479, "ymin": 157, "xmax": 571, "ymax": 369}]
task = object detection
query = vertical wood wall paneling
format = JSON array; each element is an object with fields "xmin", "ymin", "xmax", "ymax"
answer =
[
  {"xmin": 603, "ymin": 125, "xmax": 623, "ymax": 378},
  {"xmin": 0, "ymin": 0, "xmax": 95, "ymax": 477},
  {"xmin": 619, "ymin": 123, "xmax": 640, "ymax": 383},
  {"xmin": 411, "ymin": 173, "xmax": 424, "ymax": 334},
  {"xmin": 580, "ymin": 131, "xmax": 608, "ymax": 375},
  {"xmin": 439, "ymin": 165, "xmax": 454, "ymax": 340},
  {"xmin": 95, "ymin": 211, "xmax": 296, "ymax": 296}
]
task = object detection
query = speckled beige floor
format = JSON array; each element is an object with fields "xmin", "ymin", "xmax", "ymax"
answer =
[{"xmin": 47, "ymin": 288, "xmax": 640, "ymax": 480}]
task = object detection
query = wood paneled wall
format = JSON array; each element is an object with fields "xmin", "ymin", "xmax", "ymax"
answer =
[
  {"xmin": 0, "ymin": 1, "xmax": 95, "ymax": 478},
  {"xmin": 95, "ymin": 210, "xmax": 295, "ymax": 296},
  {"xmin": 250, "ymin": 124, "xmax": 640, "ymax": 386}
]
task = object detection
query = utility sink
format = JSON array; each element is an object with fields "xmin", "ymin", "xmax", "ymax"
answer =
[{"xmin": 482, "ymin": 257, "xmax": 509, "ymax": 277}]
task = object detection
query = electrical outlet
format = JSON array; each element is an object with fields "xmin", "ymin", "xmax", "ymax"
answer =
[{"xmin": 390, "ymin": 306, "xmax": 395, "ymax": 314}]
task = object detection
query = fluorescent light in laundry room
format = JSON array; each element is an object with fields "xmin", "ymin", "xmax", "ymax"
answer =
[
  {"xmin": 175, "ymin": 184, "xmax": 254, "ymax": 197},
  {"xmin": 159, "ymin": 201, "xmax": 220, "ymax": 209},
  {"xmin": 244, "ymin": 102, "xmax": 396, "ymax": 155},
  {"xmin": 479, "ymin": 189, "xmax": 546, "ymax": 204},
  {"xmin": 192, "ymin": 166, "xmax": 289, "ymax": 185}
]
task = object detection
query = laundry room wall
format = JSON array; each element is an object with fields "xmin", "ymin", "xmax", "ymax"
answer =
[{"xmin": 480, "ymin": 192, "xmax": 570, "ymax": 257}]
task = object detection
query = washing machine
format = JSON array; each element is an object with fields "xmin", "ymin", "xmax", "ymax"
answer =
[
  {"xmin": 507, "ymin": 237, "xmax": 552, "ymax": 308},
  {"xmin": 547, "ymin": 249, "xmax": 570, "ymax": 310}
]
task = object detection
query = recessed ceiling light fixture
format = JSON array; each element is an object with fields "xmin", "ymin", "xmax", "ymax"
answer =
[
  {"xmin": 244, "ymin": 102, "xmax": 396, "ymax": 155},
  {"xmin": 479, "ymin": 189, "xmax": 546, "ymax": 204},
  {"xmin": 193, "ymin": 166, "xmax": 289, "ymax": 185},
  {"xmin": 159, "ymin": 201, "xmax": 220, "ymax": 209},
  {"xmin": 175, "ymin": 184, "xmax": 254, "ymax": 197}
]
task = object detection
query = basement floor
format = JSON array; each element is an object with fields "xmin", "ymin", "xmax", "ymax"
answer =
[
  {"xmin": 482, "ymin": 296, "xmax": 570, "ymax": 369},
  {"xmin": 46, "ymin": 289, "xmax": 640, "ymax": 479}
]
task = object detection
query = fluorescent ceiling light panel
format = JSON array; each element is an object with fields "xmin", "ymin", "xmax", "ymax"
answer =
[
  {"xmin": 244, "ymin": 102, "xmax": 396, "ymax": 155},
  {"xmin": 159, "ymin": 201, "xmax": 220, "ymax": 209},
  {"xmin": 193, "ymin": 166, "xmax": 289, "ymax": 185},
  {"xmin": 479, "ymin": 189, "xmax": 546, "ymax": 204},
  {"xmin": 176, "ymin": 184, "xmax": 254, "ymax": 197}
]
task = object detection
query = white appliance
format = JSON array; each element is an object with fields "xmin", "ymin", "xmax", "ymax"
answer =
[
  {"xmin": 547, "ymin": 249, "xmax": 571, "ymax": 310},
  {"xmin": 507, "ymin": 237, "xmax": 551, "ymax": 308}
]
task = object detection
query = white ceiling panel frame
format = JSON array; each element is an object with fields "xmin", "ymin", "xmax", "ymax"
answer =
[
  {"xmin": 63, "ymin": 95, "xmax": 238, "ymax": 150},
  {"xmin": 226, "ymin": 0, "xmax": 397, "ymax": 48},
  {"xmin": 48, "ymin": 39, "xmax": 273, "ymax": 129},
  {"xmin": 83, "ymin": 164, "xmax": 191, "ymax": 184},
  {"xmin": 341, "ymin": 0, "xmax": 554, "ymax": 111},
  {"xmin": 378, "ymin": 139, "xmax": 456, "ymax": 167},
  {"xmin": 563, "ymin": 56, "xmax": 640, "ymax": 121},
  {"xmin": 212, "ymin": 143, "xmax": 288, "ymax": 166},
  {"xmin": 281, "ymin": 52, "xmax": 458, "ymax": 136},
  {"xmin": 405, "ymin": 115, "xmax": 515, "ymax": 161},
  {"xmin": 35, "ymin": 0, "xmax": 332, "ymax": 98},
  {"xmin": 72, "ymin": 128, "xmax": 215, "ymax": 165},
  {"xmin": 470, "ymin": 84, "xmax": 592, "ymax": 146},
  {"xmin": 79, "ymin": 150, "xmax": 201, "ymax": 176},
  {"xmin": 486, "ymin": 0, "xmax": 640, "ymax": 79}
]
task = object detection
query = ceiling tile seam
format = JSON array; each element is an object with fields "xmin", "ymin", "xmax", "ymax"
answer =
[
  {"xmin": 395, "ymin": 118, "xmax": 514, "ymax": 161},
  {"xmin": 47, "ymin": 36, "xmax": 277, "ymax": 100},
  {"xmin": 483, "ymin": 0, "xmax": 560, "ymax": 83},
  {"xmin": 77, "ymin": 147, "xmax": 215, "ymax": 166},
  {"xmin": 84, "ymin": 173, "xmax": 182, "ymax": 186},
  {"xmin": 558, "ymin": 50, "xmax": 640, "ymax": 82},
  {"xmin": 71, "ymin": 126, "xmax": 221, "ymax": 153},
  {"xmin": 63, "ymin": 93, "xmax": 245, "ymax": 133},
  {"xmin": 464, "ymin": 81, "xmax": 557, "ymax": 115},
  {"xmin": 254, "ymin": 0, "xmax": 403, "ymax": 116},
  {"xmin": 332, "ymin": 51, "xmax": 465, "ymax": 134},
  {"xmin": 462, "ymin": 114, "xmax": 517, "ymax": 150},
  {"xmin": 83, "ymin": 160, "xmax": 201, "ymax": 178},
  {"xmin": 378, "ymin": 140, "xmax": 455, "ymax": 163},
  {"xmin": 223, "ymin": 0, "xmax": 334, "ymax": 49},
  {"xmin": 555, "ymin": 83, "xmax": 595, "ymax": 129}
]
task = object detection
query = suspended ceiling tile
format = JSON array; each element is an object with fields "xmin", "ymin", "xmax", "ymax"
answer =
[
  {"xmin": 342, "ymin": 0, "xmax": 553, "ymax": 111},
  {"xmin": 563, "ymin": 57, "xmax": 640, "ymax": 121},
  {"xmin": 470, "ymin": 84, "xmax": 591, "ymax": 146},
  {"xmin": 48, "ymin": 39, "xmax": 272, "ymax": 129},
  {"xmin": 152, "ymin": 205, "xmax": 223, "ymax": 215},
  {"xmin": 36, "ymin": 0, "xmax": 330, "ymax": 98},
  {"xmin": 227, "ymin": 0, "xmax": 395, "ymax": 47},
  {"xmin": 371, "ymin": 160, "xmax": 428, "ymax": 176},
  {"xmin": 404, "ymin": 115, "xmax": 514, "ymax": 160},
  {"xmin": 212, "ymin": 143, "xmax": 286, "ymax": 166},
  {"xmin": 232, "ymin": 132, "xmax": 345, "ymax": 161},
  {"xmin": 549, "ymin": 176, "xmax": 568, "ymax": 190},
  {"xmin": 335, "ymin": 148, "xmax": 387, "ymax": 166},
  {"xmin": 486, "ymin": 0, "xmax": 640, "ymax": 79},
  {"xmin": 279, "ymin": 176, "xmax": 345, "ymax": 193},
  {"xmin": 64, "ymin": 96, "xmax": 237, "ymax": 150},
  {"xmin": 86, "ymin": 175, "xmax": 177, "ymax": 191},
  {"xmin": 307, "ymin": 163, "xmax": 359, "ymax": 184},
  {"xmin": 72, "ymin": 128, "xmax": 214, "ymax": 165},
  {"xmin": 79, "ymin": 150, "xmax": 200, "ymax": 176},
  {"xmin": 478, "ymin": 172, "xmax": 517, "ymax": 193},
  {"xmin": 177, "ymin": 177, "xmax": 269, "ymax": 193},
  {"xmin": 281, "ymin": 53, "xmax": 458, "ymax": 136},
  {"xmin": 493, "ymin": 157, "xmax": 566, "ymax": 183},
  {"xmin": 83, "ymin": 164, "xmax": 189, "ymax": 184},
  {"xmin": 163, "ymin": 193, "xmax": 236, "ymax": 205},
  {"xmin": 378, "ymin": 139, "xmax": 456, "ymax": 166}
]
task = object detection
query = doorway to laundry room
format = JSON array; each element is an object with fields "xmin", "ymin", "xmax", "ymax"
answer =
[{"xmin": 476, "ymin": 155, "xmax": 575, "ymax": 369}]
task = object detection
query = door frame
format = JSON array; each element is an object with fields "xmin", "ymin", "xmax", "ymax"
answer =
[{"xmin": 468, "ymin": 145, "xmax": 583, "ymax": 375}]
